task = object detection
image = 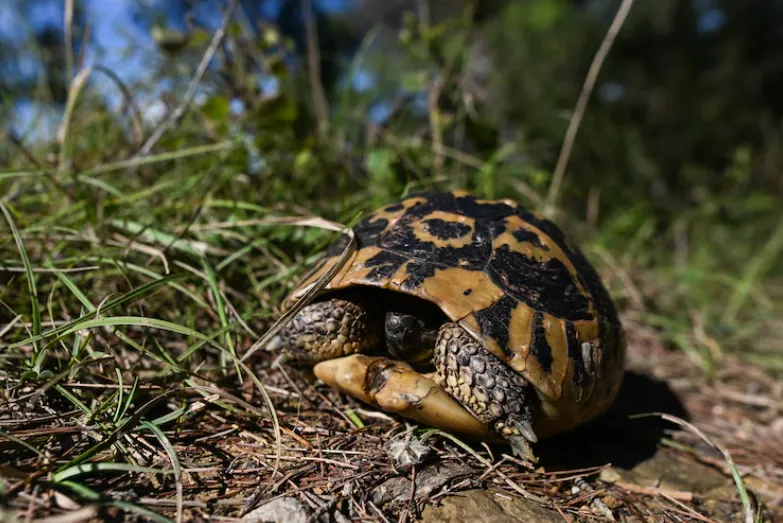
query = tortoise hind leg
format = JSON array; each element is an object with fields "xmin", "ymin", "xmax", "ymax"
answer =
[
  {"xmin": 269, "ymin": 298, "xmax": 381, "ymax": 364},
  {"xmin": 434, "ymin": 322, "xmax": 539, "ymax": 460}
]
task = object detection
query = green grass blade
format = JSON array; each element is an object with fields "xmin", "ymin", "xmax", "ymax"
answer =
[
  {"xmin": 141, "ymin": 421, "xmax": 184, "ymax": 523},
  {"xmin": 345, "ymin": 408, "xmax": 365, "ymax": 429},
  {"xmin": 117, "ymin": 377, "xmax": 139, "ymax": 424},
  {"xmin": 113, "ymin": 368, "xmax": 124, "ymax": 424},
  {"xmin": 57, "ymin": 388, "xmax": 183, "ymax": 472},
  {"xmin": 0, "ymin": 200, "xmax": 40, "ymax": 344},
  {"xmin": 5, "ymin": 274, "xmax": 187, "ymax": 349},
  {"xmin": 58, "ymin": 316, "xmax": 228, "ymax": 353},
  {"xmin": 52, "ymin": 462, "xmax": 174, "ymax": 483},
  {"xmin": 0, "ymin": 430, "xmax": 49, "ymax": 459},
  {"xmin": 724, "ymin": 216, "xmax": 783, "ymax": 323},
  {"xmin": 59, "ymin": 481, "xmax": 173, "ymax": 523},
  {"xmin": 202, "ymin": 259, "xmax": 238, "ymax": 374},
  {"xmin": 54, "ymin": 384, "xmax": 92, "ymax": 416}
]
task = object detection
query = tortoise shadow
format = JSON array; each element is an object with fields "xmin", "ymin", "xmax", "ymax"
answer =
[{"xmin": 531, "ymin": 370, "xmax": 689, "ymax": 470}]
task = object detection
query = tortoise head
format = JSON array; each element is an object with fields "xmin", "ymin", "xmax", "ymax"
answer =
[{"xmin": 384, "ymin": 311, "xmax": 439, "ymax": 365}]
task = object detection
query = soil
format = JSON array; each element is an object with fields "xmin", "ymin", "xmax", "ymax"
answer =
[{"xmin": 3, "ymin": 311, "xmax": 782, "ymax": 522}]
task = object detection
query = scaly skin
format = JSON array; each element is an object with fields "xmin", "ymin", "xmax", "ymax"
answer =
[
  {"xmin": 273, "ymin": 298, "xmax": 380, "ymax": 364},
  {"xmin": 433, "ymin": 323, "xmax": 538, "ymax": 458},
  {"xmin": 274, "ymin": 299, "xmax": 539, "ymax": 459}
]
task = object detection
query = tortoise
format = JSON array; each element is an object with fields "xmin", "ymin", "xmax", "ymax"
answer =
[{"xmin": 270, "ymin": 190, "xmax": 625, "ymax": 458}]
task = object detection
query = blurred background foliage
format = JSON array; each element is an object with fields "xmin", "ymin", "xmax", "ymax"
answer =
[{"xmin": 1, "ymin": 0, "xmax": 781, "ymax": 373}]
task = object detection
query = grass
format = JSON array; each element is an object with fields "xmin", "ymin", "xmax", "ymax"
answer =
[
  {"xmin": 1, "ymin": 5, "xmax": 781, "ymax": 522},
  {"xmin": 0, "ymin": 117, "xmax": 361, "ymax": 518},
  {"xmin": 1, "ymin": 107, "xmax": 778, "ymax": 521}
]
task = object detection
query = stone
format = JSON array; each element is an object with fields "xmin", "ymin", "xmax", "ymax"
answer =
[
  {"xmin": 420, "ymin": 490, "xmax": 561, "ymax": 523},
  {"xmin": 614, "ymin": 450, "xmax": 726, "ymax": 493},
  {"xmin": 243, "ymin": 497, "xmax": 309, "ymax": 523}
]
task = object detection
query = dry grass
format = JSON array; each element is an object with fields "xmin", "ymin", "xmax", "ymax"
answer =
[{"xmin": 2, "ymin": 260, "xmax": 780, "ymax": 521}]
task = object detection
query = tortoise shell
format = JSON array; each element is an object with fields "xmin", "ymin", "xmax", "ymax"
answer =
[{"xmin": 284, "ymin": 190, "xmax": 625, "ymax": 435}]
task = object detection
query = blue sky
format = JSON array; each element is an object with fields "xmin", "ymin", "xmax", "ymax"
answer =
[
  {"xmin": 2, "ymin": 0, "xmax": 356, "ymax": 140},
  {"xmin": 3, "ymin": 0, "xmax": 727, "ymax": 141}
]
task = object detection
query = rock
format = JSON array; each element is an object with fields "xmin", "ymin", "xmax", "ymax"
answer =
[
  {"xmin": 243, "ymin": 497, "xmax": 309, "ymax": 523},
  {"xmin": 614, "ymin": 450, "xmax": 726, "ymax": 493},
  {"xmin": 420, "ymin": 490, "xmax": 562, "ymax": 523}
]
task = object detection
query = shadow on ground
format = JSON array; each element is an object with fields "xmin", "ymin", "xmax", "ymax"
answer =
[{"xmin": 529, "ymin": 370, "xmax": 689, "ymax": 470}]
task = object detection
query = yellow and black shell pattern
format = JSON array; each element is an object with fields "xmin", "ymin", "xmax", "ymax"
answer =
[{"xmin": 283, "ymin": 191, "xmax": 626, "ymax": 436}]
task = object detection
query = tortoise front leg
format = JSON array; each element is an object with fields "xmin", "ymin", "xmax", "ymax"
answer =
[
  {"xmin": 269, "ymin": 298, "xmax": 381, "ymax": 364},
  {"xmin": 314, "ymin": 354, "xmax": 498, "ymax": 440},
  {"xmin": 434, "ymin": 323, "xmax": 539, "ymax": 459}
]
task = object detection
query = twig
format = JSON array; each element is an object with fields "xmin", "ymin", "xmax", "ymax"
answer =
[
  {"xmin": 138, "ymin": 0, "xmax": 239, "ymax": 156},
  {"xmin": 302, "ymin": 0, "xmax": 329, "ymax": 138},
  {"xmin": 251, "ymin": 454, "xmax": 359, "ymax": 470},
  {"xmin": 29, "ymin": 505, "xmax": 98, "ymax": 523},
  {"xmin": 368, "ymin": 501, "xmax": 392, "ymax": 523},
  {"xmin": 7, "ymin": 133, "xmax": 43, "ymax": 168},
  {"xmin": 75, "ymin": 13, "xmax": 92, "ymax": 72},
  {"xmin": 545, "ymin": 0, "xmax": 636, "ymax": 216},
  {"xmin": 428, "ymin": 71, "xmax": 446, "ymax": 180},
  {"xmin": 57, "ymin": 66, "xmax": 93, "ymax": 173},
  {"xmin": 64, "ymin": 0, "xmax": 74, "ymax": 84},
  {"xmin": 240, "ymin": 216, "xmax": 356, "ymax": 363},
  {"xmin": 572, "ymin": 476, "xmax": 614, "ymax": 520},
  {"xmin": 662, "ymin": 493, "xmax": 720, "ymax": 523},
  {"xmin": 23, "ymin": 484, "xmax": 38, "ymax": 523},
  {"xmin": 93, "ymin": 64, "xmax": 145, "ymax": 146},
  {"xmin": 422, "ymin": 430, "xmax": 548, "ymax": 505}
]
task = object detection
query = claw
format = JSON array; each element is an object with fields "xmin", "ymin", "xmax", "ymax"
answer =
[
  {"xmin": 314, "ymin": 354, "xmax": 501, "ymax": 440},
  {"xmin": 514, "ymin": 419, "xmax": 538, "ymax": 444},
  {"xmin": 509, "ymin": 435, "xmax": 539, "ymax": 463}
]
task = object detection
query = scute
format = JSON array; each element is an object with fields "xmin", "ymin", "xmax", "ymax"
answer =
[{"xmin": 283, "ymin": 190, "xmax": 625, "ymax": 435}]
